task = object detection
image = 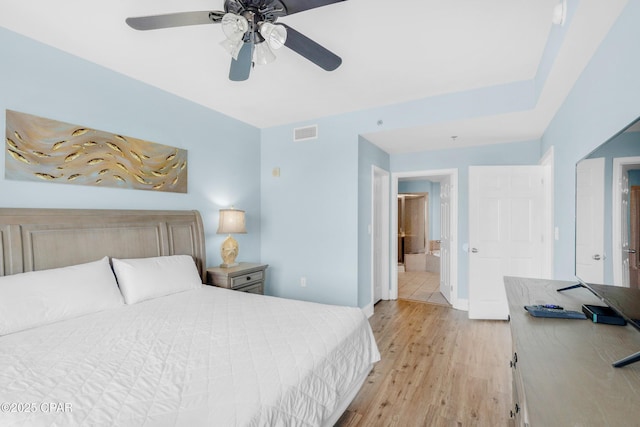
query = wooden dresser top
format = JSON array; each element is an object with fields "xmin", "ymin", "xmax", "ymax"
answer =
[{"xmin": 505, "ymin": 276, "xmax": 640, "ymax": 427}]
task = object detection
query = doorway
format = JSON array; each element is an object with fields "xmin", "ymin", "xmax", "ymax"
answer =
[
  {"xmin": 631, "ymin": 186, "xmax": 640, "ymax": 289},
  {"xmin": 612, "ymin": 157, "xmax": 640, "ymax": 288},
  {"xmin": 372, "ymin": 166, "xmax": 390, "ymax": 307},
  {"xmin": 391, "ymin": 169, "xmax": 458, "ymax": 309},
  {"xmin": 397, "ymin": 191, "xmax": 445, "ymax": 304}
]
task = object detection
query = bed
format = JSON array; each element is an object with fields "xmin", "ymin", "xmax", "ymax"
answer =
[{"xmin": 0, "ymin": 208, "xmax": 380, "ymax": 427}]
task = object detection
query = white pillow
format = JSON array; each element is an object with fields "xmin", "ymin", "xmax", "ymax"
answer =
[
  {"xmin": 112, "ymin": 255, "xmax": 202, "ymax": 304},
  {"xmin": 0, "ymin": 257, "xmax": 123, "ymax": 336}
]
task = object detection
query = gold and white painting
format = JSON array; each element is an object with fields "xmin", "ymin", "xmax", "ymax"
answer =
[{"xmin": 5, "ymin": 110, "xmax": 188, "ymax": 193}]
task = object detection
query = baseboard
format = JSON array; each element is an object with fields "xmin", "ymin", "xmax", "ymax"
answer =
[
  {"xmin": 468, "ymin": 301, "xmax": 509, "ymax": 320},
  {"xmin": 454, "ymin": 298, "xmax": 469, "ymax": 311}
]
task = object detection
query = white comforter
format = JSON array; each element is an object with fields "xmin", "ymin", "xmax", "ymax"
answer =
[{"xmin": 0, "ymin": 287, "xmax": 380, "ymax": 427}]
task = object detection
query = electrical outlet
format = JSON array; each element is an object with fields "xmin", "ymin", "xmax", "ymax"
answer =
[{"xmin": 300, "ymin": 276, "xmax": 307, "ymax": 287}]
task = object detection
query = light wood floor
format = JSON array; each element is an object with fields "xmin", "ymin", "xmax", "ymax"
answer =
[
  {"xmin": 336, "ymin": 300, "xmax": 512, "ymax": 427},
  {"xmin": 398, "ymin": 270, "xmax": 450, "ymax": 306}
]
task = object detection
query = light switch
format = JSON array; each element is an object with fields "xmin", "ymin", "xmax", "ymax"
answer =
[{"xmin": 272, "ymin": 167, "xmax": 280, "ymax": 177}]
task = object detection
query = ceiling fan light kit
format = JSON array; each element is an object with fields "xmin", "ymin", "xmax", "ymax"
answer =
[
  {"xmin": 221, "ymin": 13, "xmax": 249, "ymax": 40},
  {"xmin": 254, "ymin": 42, "xmax": 276, "ymax": 65},
  {"xmin": 219, "ymin": 37, "xmax": 245, "ymax": 60},
  {"xmin": 125, "ymin": 0, "xmax": 347, "ymax": 81},
  {"xmin": 259, "ymin": 22, "xmax": 287, "ymax": 50}
]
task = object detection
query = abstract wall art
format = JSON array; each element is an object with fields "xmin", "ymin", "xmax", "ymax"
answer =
[{"xmin": 5, "ymin": 110, "xmax": 188, "ymax": 193}]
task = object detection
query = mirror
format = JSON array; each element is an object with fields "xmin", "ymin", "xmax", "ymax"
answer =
[{"xmin": 576, "ymin": 117, "xmax": 640, "ymax": 287}]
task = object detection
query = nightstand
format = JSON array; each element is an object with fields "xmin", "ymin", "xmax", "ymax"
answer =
[{"xmin": 206, "ymin": 262, "xmax": 268, "ymax": 294}]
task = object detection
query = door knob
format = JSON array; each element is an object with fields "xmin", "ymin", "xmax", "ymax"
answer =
[
  {"xmin": 628, "ymin": 249, "xmax": 637, "ymax": 254},
  {"xmin": 593, "ymin": 254, "xmax": 601, "ymax": 260},
  {"xmin": 471, "ymin": 248, "xmax": 479, "ymax": 253}
]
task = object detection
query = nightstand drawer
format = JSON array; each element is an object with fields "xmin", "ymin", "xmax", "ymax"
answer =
[
  {"xmin": 237, "ymin": 282, "xmax": 264, "ymax": 294},
  {"xmin": 206, "ymin": 263, "xmax": 268, "ymax": 295},
  {"xmin": 231, "ymin": 270, "xmax": 263, "ymax": 288}
]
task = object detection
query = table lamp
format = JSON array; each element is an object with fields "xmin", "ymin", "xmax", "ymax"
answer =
[{"xmin": 217, "ymin": 207, "xmax": 246, "ymax": 267}]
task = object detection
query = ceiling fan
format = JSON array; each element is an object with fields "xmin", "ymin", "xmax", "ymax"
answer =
[{"xmin": 126, "ymin": 0, "xmax": 346, "ymax": 81}]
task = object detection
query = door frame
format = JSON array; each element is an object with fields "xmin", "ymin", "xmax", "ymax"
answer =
[
  {"xmin": 612, "ymin": 156, "xmax": 640, "ymax": 287},
  {"xmin": 540, "ymin": 146, "xmax": 554, "ymax": 279},
  {"xmin": 371, "ymin": 165, "xmax": 390, "ymax": 312},
  {"xmin": 391, "ymin": 169, "xmax": 459, "ymax": 309},
  {"xmin": 576, "ymin": 157, "xmax": 606, "ymax": 283}
]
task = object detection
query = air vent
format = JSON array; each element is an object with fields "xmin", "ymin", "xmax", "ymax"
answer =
[{"xmin": 293, "ymin": 125, "xmax": 318, "ymax": 142}]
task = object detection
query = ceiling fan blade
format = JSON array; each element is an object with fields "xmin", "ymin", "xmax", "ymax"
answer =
[
  {"xmin": 229, "ymin": 43, "xmax": 253, "ymax": 81},
  {"xmin": 280, "ymin": 24, "xmax": 342, "ymax": 71},
  {"xmin": 281, "ymin": 0, "xmax": 346, "ymax": 15},
  {"xmin": 126, "ymin": 11, "xmax": 224, "ymax": 31}
]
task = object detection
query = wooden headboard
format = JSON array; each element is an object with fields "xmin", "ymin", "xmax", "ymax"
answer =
[{"xmin": 0, "ymin": 208, "xmax": 206, "ymax": 280}]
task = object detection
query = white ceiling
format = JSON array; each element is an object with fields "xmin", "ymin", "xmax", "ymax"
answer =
[{"xmin": 0, "ymin": 0, "xmax": 628, "ymax": 153}]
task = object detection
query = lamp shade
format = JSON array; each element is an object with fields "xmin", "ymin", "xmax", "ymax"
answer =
[
  {"xmin": 219, "ymin": 38, "xmax": 245, "ymax": 60},
  {"xmin": 259, "ymin": 22, "xmax": 287, "ymax": 50},
  {"xmin": 221, "ymin": 13, "xmax": 249, "ymax": 41},
  {"xmin": 217, "ymin": 208, "xmax": 247, "ymax": 234},
  {"xmin": 254, "ymin": 42, "xmax": 276, "ymax": 65}
]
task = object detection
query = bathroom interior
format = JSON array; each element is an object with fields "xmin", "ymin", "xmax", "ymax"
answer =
[{"xmin": 397, "ymin": 178, "xmax": 448, "ymax": 305}]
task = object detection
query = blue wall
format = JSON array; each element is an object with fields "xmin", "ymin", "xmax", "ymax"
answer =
[
  {"xmin": 0, "ymin": 28, "xmax": 262, "ymax": 268},
  {"xmin": 259, "ymin": 118, "xmax": 359, "ymax": 305},
  {"xmin": 630, "ymin": 169, "xmax": 640, "ymax": 187},
  {"xmin": 542, "ymin": 0, "xmax": 640, "ymax": 281}
]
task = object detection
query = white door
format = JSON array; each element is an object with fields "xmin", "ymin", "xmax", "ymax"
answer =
[
  {"xmin": 372, "ymin": 166, "xmax": 390, "ymax": 303},
  {"xmin": 469, "ymin": 166, "xmax": 545, "ymax": 320},
  {"xmin": 575, "ymin": 157, "xmax": 605, "ymax": 283},
  {"xmin": 439, "ymin": 177, "xmax": 452, "ymax": 303},
  {"xmin": 621, "ymin": 170, "xmax": 630, "ymax": 287}
]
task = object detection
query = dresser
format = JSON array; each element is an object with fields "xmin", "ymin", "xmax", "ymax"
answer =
[
  {"xmin": 504, "ymin": 276, "xmax": 640, "ymax": 426},
  {"xmin": 206, "ymin": 262, "xmax": 268, "ymax": 294}
]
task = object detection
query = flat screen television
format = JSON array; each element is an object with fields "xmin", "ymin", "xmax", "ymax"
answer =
[
  {"xmin": 559, "ymin": 277, "xmax": 640, "ymax": 367},
  {"xmin": 575, "ymin": 116, "xmax": 640, "ymax": 286},
  {"xmin": 573, "ymin": 115, "xmax": 640, "ymax": 367}
]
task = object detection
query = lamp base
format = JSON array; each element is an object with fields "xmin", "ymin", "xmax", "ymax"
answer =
[
  {"xmin": 220, "ymin": 235, "xmax": 240, "ymax": 268},
  {"xmin": 219, "ymin": 262, "xmax": 239, "ymax": 268}
]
